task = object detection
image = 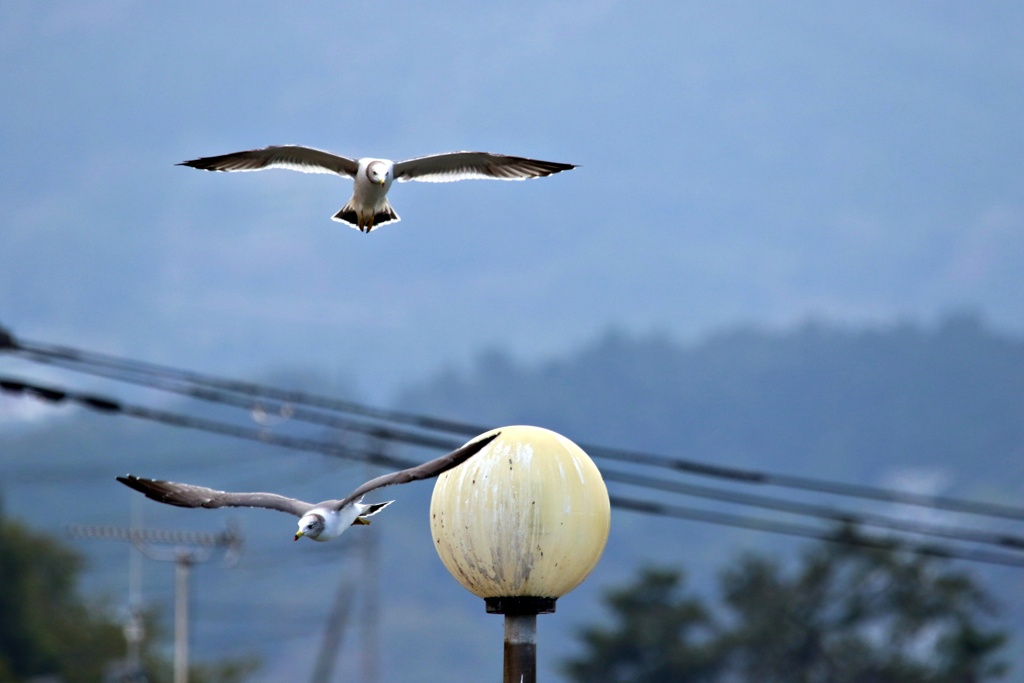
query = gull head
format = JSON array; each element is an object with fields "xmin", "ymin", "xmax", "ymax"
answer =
[
  {"xmin": 294, "ymin": 513, "xmax": 326, "ymax": 542},
  {"xmin": 366, "ymin": 160, "xmax": 390, "ymax": 187}
]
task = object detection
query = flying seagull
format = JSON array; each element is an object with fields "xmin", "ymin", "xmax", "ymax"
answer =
[
  {"xmin": 116, "ymin": 432, "xmax": 499, "ymax": 542},
  {"xmin": 178, "ymin": 146, "xmax": 576, "ymax": 232}
]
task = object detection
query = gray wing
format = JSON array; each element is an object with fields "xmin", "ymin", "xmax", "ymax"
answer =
[
  {"xmin": 178, "ymin": 145, "xmax": 360, "ymax": 178},
  {"xmin": 332, "ymin": 432, "xmax": 500, "ymax": 511},
  {"xmin": 392, "ymin": 152, "xmax": 575, "ymax": 183},
  {"xmin": 117, "ymin": 475, "xmax": 313, "ymax": 517}
]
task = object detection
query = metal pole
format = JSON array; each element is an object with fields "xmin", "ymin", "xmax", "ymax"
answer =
[
  {"xmin": 174, "ymin": 551, "xmax": 193, "ymax": 683},
  {"xmin": 503, "ymin": 613, "xmax": 537, "ymax": 683},
  {"xmin": 308, "ymin": 576, "xmax": 355, "ymax": 683},
  {"xmin": 126, "ymin": 497, "xmax": 144, "ymax": 674},
  {"xmin": 66, "ymin": 522, "xmax": 239, "ymax": 682},
  {"xmin": 360, "ymin": 510, "xmax": 380, "ymax": 683}
]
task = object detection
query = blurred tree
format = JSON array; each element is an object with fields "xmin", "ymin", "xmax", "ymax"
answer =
[
  {"xmin": 561, "ymin": 567, "xmax": 721, "ymax": 683},
  {"xmin": 0, "ymin": 502, "xmax": 257, "ymax": 683},
  {"xmin": 0, "ymin": 502, "xmax": 124, "ymax": 682},
  {"xmin": 717, "ymin": 528, "xmax": 1008, "ymax": 683},
  {"xmin": 563, "ymin": 529, "xmax": 1008, "ymax": 683}
]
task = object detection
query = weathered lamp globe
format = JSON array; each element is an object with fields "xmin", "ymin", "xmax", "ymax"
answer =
[{"xmin": 430, "ymin": 425, "xmax": 610, "ymax": 614}]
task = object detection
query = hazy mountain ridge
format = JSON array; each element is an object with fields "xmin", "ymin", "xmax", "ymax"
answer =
[{"xmin": 399, "ymin": 314, "xmax": 1024, "ymax": 494}]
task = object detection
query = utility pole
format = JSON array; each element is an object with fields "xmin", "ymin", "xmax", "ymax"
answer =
[
  {"xmin": 308, "ymin": 572, "xmax": 356, "ymax": 683},
  {"xmin": 67, "ymin": 523, "xmax": 242, "ymax": 683},
  {"xmin": 358, "ymin": 516, "xmax": 380, "ymax": 683},
  {"xmin": 309, "ymin": 446, "xmax": 383, "ymax": 683},
  {"xmin": 172, "ymin": 549, "xmax": 194, "ymax": 683},
  {"xmin": 125, "ymin": 497, "xmax": 145, "ymax": 680}
]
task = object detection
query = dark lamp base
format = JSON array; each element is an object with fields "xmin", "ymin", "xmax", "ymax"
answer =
[{"xmin": 485, "ymin": 596, "xmax": 557, "ymax": 615}]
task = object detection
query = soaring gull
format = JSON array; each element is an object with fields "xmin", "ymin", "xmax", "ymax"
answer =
[
  {"xmin": 179, "ymin": 146, "xmax": 576, "ymax": 232},
  {"xmin": 117, "ymin": 432, "xmax": 498, "ymax": 542}
]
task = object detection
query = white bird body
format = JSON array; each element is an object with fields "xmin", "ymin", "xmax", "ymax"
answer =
[
  {"xmin": 295, "ymin": 497, "xmax": 390, "ymax": 542},
  {"xmin": 117, "ymin": 432, "xmax": 499, "ymax": 543},
  {"xmin": 334, "ymin": 158, "xmax": 397, "ymax": 231},
  {"xmin": 178, "ymin": 146, "xmax": 576, "ymax": 233}
]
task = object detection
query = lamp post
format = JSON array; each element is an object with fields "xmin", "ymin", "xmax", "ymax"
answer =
[{"xmin": 430, "ymin": 426, "xmax": 610, "ymax": 683}]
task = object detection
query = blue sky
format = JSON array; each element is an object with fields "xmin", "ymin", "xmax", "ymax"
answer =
[{"xmin": 2, "ymin": 1, "xmax": 1022, "ymax": 401}]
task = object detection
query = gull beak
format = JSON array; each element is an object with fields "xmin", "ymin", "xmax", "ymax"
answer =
[
  {"xmin": 293, "ymin": 531, "xmax": 304, "ymax": 542},
  {"xmin": 377, "ymin": 177, "xmax": 386, "ymax": 187}
]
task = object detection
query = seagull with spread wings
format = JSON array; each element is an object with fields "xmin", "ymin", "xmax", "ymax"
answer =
[
  {"xmin": 179, "ymin": 146, "xmax": 576, "ymax": 232},
  {"xmin": 117, "ymin": 432, "xmax": 498, "ymax": 542}
]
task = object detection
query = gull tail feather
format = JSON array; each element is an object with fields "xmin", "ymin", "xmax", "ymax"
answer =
[
  {"xmin": 332, "ymin": 200, "xmax": 400, "ymax": 233},
  {"xmin": 351, "ymin": 500, "xmax": 393, "ymax": 525}
]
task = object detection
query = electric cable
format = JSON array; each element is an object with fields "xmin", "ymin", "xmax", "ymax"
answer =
[{"xmin": 8, "ymin": 334, "xmax": 1024, "ymax": 521}]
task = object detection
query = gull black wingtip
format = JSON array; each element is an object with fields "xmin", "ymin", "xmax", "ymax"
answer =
[
  {"xmin": 448, "ymin": 431, "xmax": 501, "ymax": 463},
  {"xmin": 0, "ymin": 323, "xmax": 18, "ymax": 350},
  {"xmin": 472, "ymin": 431, "xmax": 501, "ymax": 450},
  {"xmin": 117, "ymin": 474, "xmax": 161, "ymax": 496},
  {"xmin": 177, "ymin": 158, "xmax": 224, "ymax": 170},
  {"xmin": 116, "ymin": 474, "xmax": 143, "ymax": 490},
  {"xmin": 436, "ymin": 432, "xmax": 500, "ymax": 473}
]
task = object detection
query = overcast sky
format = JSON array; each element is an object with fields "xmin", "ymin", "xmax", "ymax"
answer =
[{"xmin": 2, "ymin": 2, "xmax": 1022, "ymax": 401}]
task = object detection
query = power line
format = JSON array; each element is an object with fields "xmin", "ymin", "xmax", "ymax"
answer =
[
  {"xmin": 603, "ymin": 469, "xmax": 1024, "ymax": 552},
  {"xmin": 8, "ymin": 334, "xmax": 1024, "ymax": 521},
  {"xmin": 9, "ymin": 352, "xmax": 460, "ymax": 451},
  {"xmin": 609, "ymin": 495, "xmax": 1024, "ymax": 569},
  {"xmin": 6, "ymin": 372, "xmax": 1024, "ymax": 555},
  {"xmin": 66, "ymin": 524, "xmax": 241, "ymax": 549},
  {"xmin": 6, "ymin": 374, "xmax": 1024, "ymax": 569},
  {"xmin": 0, "ymin": 376, "xmax": 425, "ymax": 473}
]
